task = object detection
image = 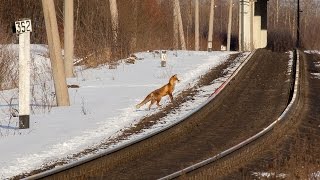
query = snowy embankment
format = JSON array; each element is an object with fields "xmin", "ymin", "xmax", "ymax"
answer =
[
  {"xmin": 305, "ymin": 50, "xmax": 320, "ymax": 79},
  {"xmin": 0, "ymin": 45, "xmax": 243, "ymax": 178}
]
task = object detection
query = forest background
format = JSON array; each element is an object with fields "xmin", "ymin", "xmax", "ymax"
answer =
[{"xmin": 0, "ymin": 0, "xmax": 319, "ymax": 69}]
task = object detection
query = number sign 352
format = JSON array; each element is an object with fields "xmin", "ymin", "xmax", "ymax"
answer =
[{"xmin": 15, "ymin": 20, "xmax": 32, "ymax": 34}]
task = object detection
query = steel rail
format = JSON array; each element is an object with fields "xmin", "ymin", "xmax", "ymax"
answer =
[
  {"xmin": 158, "ymin": 50, "xmax": 300, "ymax": 180},
  {"xmin": 24, "ymin": 50, "xmax": 256, "ymax": 180}
]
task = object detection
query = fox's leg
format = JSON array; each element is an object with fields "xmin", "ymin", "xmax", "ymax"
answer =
[
  {"xmin": 169, "ymin": 93, "xmax": 174, "ymax": 103},
  {"xmin": 156, "ymin": 97, "xmax": 162, "ymax": 107},
  {"xmin": 149, "ymin": 99, "xmax": 156, "ymax": 110}
]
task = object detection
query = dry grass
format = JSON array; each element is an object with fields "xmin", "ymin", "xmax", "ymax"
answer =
[{"xmin": 0, "ymin": 46, "xmax": 19, "ymax": 90}]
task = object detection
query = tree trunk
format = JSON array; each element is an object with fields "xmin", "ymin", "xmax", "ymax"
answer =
[
  {"xmin": 64, "ymin": 0, "xmax": 74, "ymax": 78},
  {"xmin": 187, "ymin": 0, "xmax": 193, "ymax": 49},
  {"xmin": 130, "ymin": 0, "xmax": 138, "ymax": 53},
  {"xmin": 173, "ymin": 2, "xmax": 179, "ymax": 49},
  {"xmin": 174, "ymin": 0, "xmax": 186, "ymax": 50},
  {"xmin": 109, "ymin": 0, "xmax": 119, "ymax": 48},
  {"xmin": 276, "ymin": 0, "xmax": 279, "ymax": 24},
  {"xmin": 195, "ymin": 0, "xmax": 199, "ymax": 51},
  {"xmin": 42, "ymin": 0, "xmax": 70, "ymax": 106},
  {"xmin": 175, "ymin": 0, "xmax": 187, "ymax": 50}
]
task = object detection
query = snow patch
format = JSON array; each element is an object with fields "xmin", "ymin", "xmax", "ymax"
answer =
[
  {"xmin": 252, "ymin": 171, "xmax": 287, "ymax": 179},
  {"xmin": 311, "ymin": 72, "xmax": 320, "ymax": 79}
]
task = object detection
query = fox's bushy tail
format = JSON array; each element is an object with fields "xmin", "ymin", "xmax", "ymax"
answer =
[{"xmin": 136, "ymin": 93, "xmax": 153, "ymax": 109}]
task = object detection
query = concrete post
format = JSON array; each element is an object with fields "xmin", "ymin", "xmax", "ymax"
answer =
[
  {"xmin": 250, "ymin": 0, "xmax": 254, "ymax": 50},
  {"xmin": 239, "ymin": 0, "xmax": 268, "ymax": 51},
  {"xmin": 161, "ymin": 50, "xmax": 167, "ymax": 67},
  {"xmin": 18, "ymin": 26, "xmax": 31, "ymax": 129},
  {"xmin": 239, "ymin": 1, "xmax": 242, "ymax": 51},
  {"xmin": 253, "ymin": 0, "xmax": 268, "ymax": 49},
  {"xmin": 227, "ymin": 0, "xmax": 233, "ymax": 51},
  {"xmin": 243, "ymin": 0, "xmax": 252, "ymax": 51},
  {"xmin": 208, "ymin": 0, "xmax": 214, "ymax": 52},
  {"xmin": 253, "ymin": 15, "xmax": 262, "ymax": 48}
]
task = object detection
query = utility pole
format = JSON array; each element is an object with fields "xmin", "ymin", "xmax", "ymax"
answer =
[
  {"xmin": 296, "ymin": 0, "xmax": 300, "ymax": 48},
  {"xmin": 195, "ymin": 0, "xmax": 199, "ymax": 51},
  {"xmin": 239, "ymin": 0, "xmax": 244, "ymax": 51},
  {"xmin": 227, "ymin": 0, "xmax": 233, "ymax": 51},
  {"xmin": 208, "ymin": 0, "xmax": 215, "ymax": 52},
  {"xmin": 42, "ymin": 0, "xmax": 70, "ymax": 106},
  {"xmin": 64, "ymin": 0, "xmax": 74, "ymax": 78},
  {"xmin": 250, "ymin": 0, "xmax": 254, "ymax": 51}
]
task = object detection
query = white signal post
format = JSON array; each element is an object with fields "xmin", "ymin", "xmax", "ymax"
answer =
[
  {"xmin": 161, "ymin": 50, "xmax": 167, "ymax": 67},
  {"xmin": 15, "ymin": 19, "xmax": 32, "ymax": 129}
]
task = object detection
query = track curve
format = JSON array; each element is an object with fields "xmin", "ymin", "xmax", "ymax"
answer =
[
  {"xmin": 203, "ymin": 51, "xmax": 320, "ymax": 179},
  {"xmin": 25, "ymin": 49, "xmax": 292, "ymax": 180}
]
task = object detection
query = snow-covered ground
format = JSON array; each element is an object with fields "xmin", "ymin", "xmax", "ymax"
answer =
[
  {"xmin": 304, "ymin": 50, "xmax": 320, "ymax": 55},
  {"xmin": 305, "ymin": 50, "xmax": 320, "ymax": 79},
  {"xmin": 252, "ymin": 171, "xmax": 287, "ymax": 179},
  {"xmin": 252, "ymin": 170, "xmax": 320, "ymax": 179},
  {"xmin": 0, "ymin": 45, "xmax": 247, "ymax": 179}
]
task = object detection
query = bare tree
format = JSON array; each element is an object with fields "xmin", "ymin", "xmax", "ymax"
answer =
[
  {"xmin": 109, "ymin": 0, "xmax": 119, "ymax": 48},
  {"xmin": 186, "ymin": 0, "xmax": 193, "ymax": 49},
  {"xmin": 42, "ymin": 0, "xmax": 70, "ymax": 106},
  {"xmin": 173, "ymin": 2, "xmax": 179, "ymax": 49},
  {"xmin": 173, "ymin": 0, "xmax": 186, "ymax": 50},
  {"xmin": 1, "ymin": 0, "xmax": 320, "ymax": 62},
  {"xmin": 276, "ymin": 0, "xmax": 279, "ymax": 25},
  {"xmin": 195, "ymin": 0, "xmax": 199, "ymax": 50},
  {"xmin": 130, "ymin": 0, "xmax": 138, "ymax": 52},
  {"xmin": 64, "ymin": 0, "xmax": 74, "ymax": 78}
]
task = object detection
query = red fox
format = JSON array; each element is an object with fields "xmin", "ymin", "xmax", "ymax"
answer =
[{"xmin": 136, "ymin": 74, "xmax": 180, "ymax": 110}]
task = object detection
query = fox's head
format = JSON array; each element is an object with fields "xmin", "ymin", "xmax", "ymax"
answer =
[{"xmin": 170, "ymin": 74, "xmax": 180, "ymax": 84}]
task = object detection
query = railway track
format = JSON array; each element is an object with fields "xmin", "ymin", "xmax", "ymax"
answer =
[
  {"xmin": 162, "ymin": 50, "xmax": 300, "ymax": 179},
  {"xmin": 211, "ymin": 51, "xmax": 319, "ymax": 179},
  {"xmin": 24, "ymin": 49, "xmax": 294, "ymax": 180}
]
